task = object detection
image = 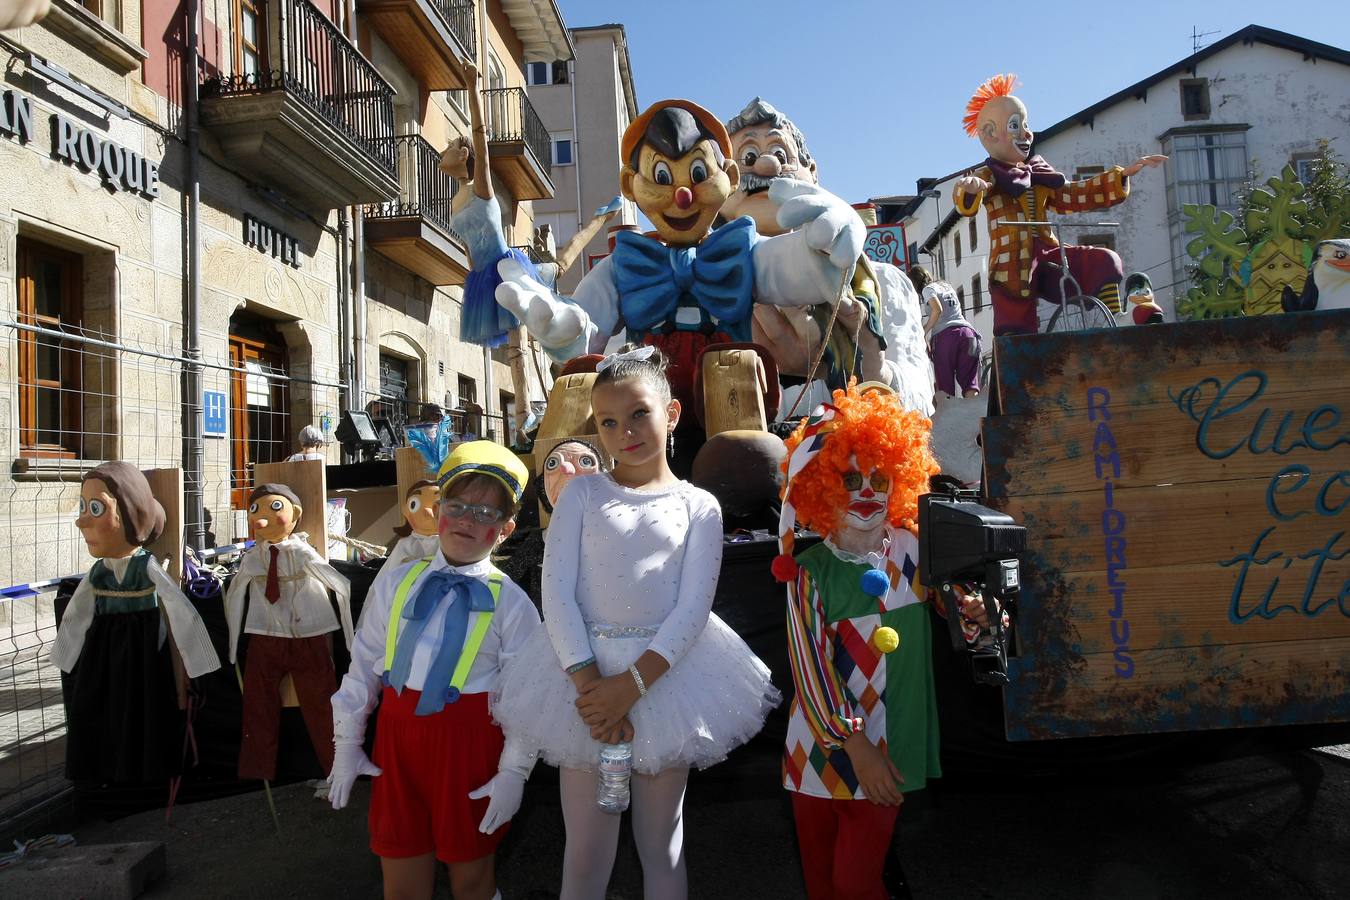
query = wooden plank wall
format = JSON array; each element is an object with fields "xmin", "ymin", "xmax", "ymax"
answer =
[{"xmin": 984, "ymin": 309, "xmax": 1350, "ymax": 740}]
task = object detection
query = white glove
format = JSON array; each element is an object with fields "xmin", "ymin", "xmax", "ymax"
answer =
[
  {"xmin": 770, "ymin": 178, "xmax": 866, "ymax": 271},
  {"xmin": 328, "ymin": 741, "xmax": 381, "ymax": 810},
  {"xmin": 494, "ymin": 257, "xmax": 589, "ymax": 350},
  {"xmin": 468, "ymin": 770, "xmax": 526, "ymax": 834}
]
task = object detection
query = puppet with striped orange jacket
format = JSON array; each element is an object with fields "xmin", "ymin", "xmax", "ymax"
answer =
[
  {"xmin": 953, "ymin": 74, "xmax": 1167, "ymax": 336},
  {"xmin": 771, "ymin": 382, "xmax": 987, "ymax": 900}
]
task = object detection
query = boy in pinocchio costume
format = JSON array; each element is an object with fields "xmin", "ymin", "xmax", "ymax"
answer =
[
  {"xmin": 954, "ymin": 74, "xmax": 1166, "ymax": 336},
  {"xmin": 329, "ymin": 442, "xmax": 540, "ymax": 900},
  {"xmin": 225, "ymin": 483, "xmax": 352, "ymax": 781},
  {"xmin": 772, "ymin": 384, "xmax": 988, "ymax": 900},
  {"xmin": 495, "ymin": 98, "xmax": 865, "ymax": 409}
]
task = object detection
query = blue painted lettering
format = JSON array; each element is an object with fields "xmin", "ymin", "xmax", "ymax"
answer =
[
  {"xmin": 1087, "ymin": 387, "xmax": 1111, "ymax": 422},
  {"xmin": 1266, "ymin": 465, "xmax": 1312, "ymax": 522}
]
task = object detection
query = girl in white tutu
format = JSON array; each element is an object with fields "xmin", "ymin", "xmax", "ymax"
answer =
[{"xmin": 488, "ymin": 345, "xmax": 780, "ymax": 900}]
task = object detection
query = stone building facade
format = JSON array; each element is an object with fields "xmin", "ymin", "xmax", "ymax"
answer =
[{"xmin": 0, "ymin": 0, "xmax": 570, "ymax": 588}]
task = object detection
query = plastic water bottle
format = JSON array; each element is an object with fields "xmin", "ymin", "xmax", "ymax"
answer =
[{"xmin": 595, "ymin": 742, "xmax": 632, "ymax": 814}]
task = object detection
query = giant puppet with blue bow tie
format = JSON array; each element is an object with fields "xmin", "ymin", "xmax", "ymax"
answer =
[{"xmin": 495, "ymin": 99, "xmax": 865, "ymax": 410}]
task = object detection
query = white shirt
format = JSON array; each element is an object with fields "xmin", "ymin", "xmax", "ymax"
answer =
[
  {"xmin": 364, "ymin": 533, "xmax": 441, "ymax": 625},
  {"xmin": 223, "ymin": 534, "xmax": 353, "ymax": 662},
  {"xmin": 51, "ymin": 553, "xmax": 221, "ymax": 679},
  {"xmin": 330, "ymin": 553, "xmax": 541, "ymax": 738},
  {"xmin": 542, "ymin": 474, "xmax": 724, "ymax": 671},
  {"xmin": 286, "ymin": 451, "xmax": 325, "ymax": 462}
]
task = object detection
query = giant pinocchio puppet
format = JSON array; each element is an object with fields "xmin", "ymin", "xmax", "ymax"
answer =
[
  {"xmin": 225, "ymin": 483, "xmax": 352, "ymax": 781},
  {"xmin": 52, "ymin": 462, "xmax": 221, "ymax": 785},
  {"xmin": 954, "ymin": 74, "xmax": 1166, "ymax": 335},
  {"xmin": 493, "ymin": 98, "xmax": 865, "ymax": 413},
  {"xmin": 771, "ymin": 384, "xmax": 991, "ymax": 899}
]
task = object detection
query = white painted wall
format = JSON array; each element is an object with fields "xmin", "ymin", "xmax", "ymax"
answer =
[{"xmin": 1035, "ymin": 41, "xmax": 1350, "ymax": 320}]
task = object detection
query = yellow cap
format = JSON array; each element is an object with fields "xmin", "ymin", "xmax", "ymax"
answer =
[
  {"xmin": 872, "ymin": 626, "xmax": 900, "ymax": 654},
  {"xmin": 437, "ymin": 440, "xmax": 530, "ymax": 503}
]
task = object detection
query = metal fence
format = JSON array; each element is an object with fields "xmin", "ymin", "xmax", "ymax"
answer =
[{"xmin": 0, "ymin": 319, "xmax": 343, "ymax": 829}]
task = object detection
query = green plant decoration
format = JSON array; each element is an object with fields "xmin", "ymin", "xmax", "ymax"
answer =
[{"xmin": 1180, "ymin": 151, "xmax": 1350, "ymax": 321}]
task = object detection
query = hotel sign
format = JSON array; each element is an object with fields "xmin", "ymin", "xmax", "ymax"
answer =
[{"xmin": 244, "ymin": 215, "xmax": 304, "ymax": 268}]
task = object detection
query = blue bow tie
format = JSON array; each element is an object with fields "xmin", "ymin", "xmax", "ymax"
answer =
[
  {"xmin": 386, "ymin": 569, "xmax": 496, "ymax": 716},
  {"xmin": 613, "ymin": 216, "xmax": 757, "ymax": 332}
]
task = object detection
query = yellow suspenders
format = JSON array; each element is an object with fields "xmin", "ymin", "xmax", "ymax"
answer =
[{"xmin": 383, "ymin": 558, "xmax": 504, "ymax": 697}]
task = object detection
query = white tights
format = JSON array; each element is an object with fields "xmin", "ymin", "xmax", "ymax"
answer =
[{"xmin": 558, "ymin": 765, "xmax": 689, "ymax": 900}]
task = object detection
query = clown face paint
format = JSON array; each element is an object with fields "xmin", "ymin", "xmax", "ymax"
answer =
[
  {"xmin": 542, "ymin": 441, "xmax": 603, "ymax": 508},
  {"xmin": 76, "ymin": 478, "xmax": 136, "ymax": 559},
  {"xmin": 977, "ymin": 95, "xmax": 1033, "ymax": 165},
  {"xmin": 842, "ymin": 456, "xmax": 890, "ymax": 529},
  {"xmin": 403, "ymin": 483, "xmax": 441, "ymax": 537}
]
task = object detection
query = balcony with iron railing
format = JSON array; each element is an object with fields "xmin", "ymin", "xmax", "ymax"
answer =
[
  {"xmin": 481, "ymin": 87, "xmax": 554, "ymax": 201},
  {"xmin": 199, "ymin": 0, "xmax": 400, "ymax": 211},
  {"xmin": 365, "ymin": 134, "xmax": 471, "ymax": 285},
  {"xmin": 358, "ymin": 0, "xmax": 476, "ymax": 90}
]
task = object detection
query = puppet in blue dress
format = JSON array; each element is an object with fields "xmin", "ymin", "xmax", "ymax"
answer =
[{"xmin": 439, "ymin": 63, "xmax": 621, "ymax": 347}]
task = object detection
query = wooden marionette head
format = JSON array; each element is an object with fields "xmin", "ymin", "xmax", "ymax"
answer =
[
  {"xmin": 964, "ymin": 74, "xmax": 1032, "ymax": 166},
  {"xmin": 247, "ymin": 483, "xmax": 303, "ymax": 544},
  {"xmin": 398, "ymin": 479, "xmax": 441, "ymax": 538},
  {"xmin": 539, "ymin": 439, "xmax": 605, "ymax": 512},
  {"xmin": 620, "ymin": 100, "xmax": 738, "ymax": 246},
  {"xmin": 77, "ymin": 461, "xmax": 165, "ymax": 560}
]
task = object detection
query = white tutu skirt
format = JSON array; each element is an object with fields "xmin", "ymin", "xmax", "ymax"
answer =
[{"xmin": 492, "ymin": 614, "xmax": 781, "ymax": 775}]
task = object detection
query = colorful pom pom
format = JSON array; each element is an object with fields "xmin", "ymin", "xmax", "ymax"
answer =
[
  {"xmin": 771, "ymin": 554, "xmax": 799, "ymax": 583},
  {"xmin": 872, "ymin": 626, "xmax": 900, "ymax": 654},
  {"xmin": 860, "ymin": 568, "xmax": 890, "ymax": 597}
]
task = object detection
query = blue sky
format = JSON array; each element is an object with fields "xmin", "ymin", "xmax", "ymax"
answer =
[{"xmin": 555, "ymin": 1, "xmax": 1350, "ymax": 205}]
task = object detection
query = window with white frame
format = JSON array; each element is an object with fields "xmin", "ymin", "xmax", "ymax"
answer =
[
  {"xmin": 1163, "ymin": 130, "xmax": 1249, "ymax": 215},
  {"xmin": 552, "ymin": 132, "xmax": 574, "ymax": 166},
  {"xmin": 526, "ymin": 62, "xmax": 550, "ymax": 86}
]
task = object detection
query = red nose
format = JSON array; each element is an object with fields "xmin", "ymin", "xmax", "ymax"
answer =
[{"xmin": 674, "ymin": 186, "xmax": 694, "ymax": 210}]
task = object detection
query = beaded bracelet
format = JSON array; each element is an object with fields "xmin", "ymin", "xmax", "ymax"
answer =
[
  {"xmin": 629, "ymin": 664, "xmax": 648, "ymax": 697},
  {"xmin": 564, "ymin": 657, "xmax": 597, "ymax": 675}
]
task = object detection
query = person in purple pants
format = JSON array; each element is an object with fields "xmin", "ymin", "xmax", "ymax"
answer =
[{"xmin": 922, "ymin": 280, "xmax": 982, "ymax": 399}]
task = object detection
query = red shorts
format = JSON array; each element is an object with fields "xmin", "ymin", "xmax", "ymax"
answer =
[{"xmin": 368, "ymin": 687, "xmax": 507, "ymax": 863}]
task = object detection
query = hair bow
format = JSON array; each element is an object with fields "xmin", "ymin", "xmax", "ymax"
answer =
[{"xmin": 596, "ymin": 345, "xmax": 656, "ymax": 373}]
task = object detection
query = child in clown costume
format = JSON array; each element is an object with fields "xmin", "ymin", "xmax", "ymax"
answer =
[
  {"xmin": 773, "ymin": 383, "xmax": 990, "ymax": 900},
  {"xmin": 328, "ymin": 441, "xmax": 540, "ymax": 900}
]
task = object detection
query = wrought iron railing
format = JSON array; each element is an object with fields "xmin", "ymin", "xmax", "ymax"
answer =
[
  {"xmin": 510, "ymin": 244, "xmax": 546, "ymax": 264},
  {"xmin": 430, "ymin": 0, "xmax": 476, "ymax": 58},
  {"xmin": 365, "ymin": 134, "xmax": 462, "ymax": 238},
  {"xmin": 481, "ymin": 87, "xmax": 551, "ymax": 178},
  {"xmin": 201, "ymin": 0, "xmax": 397, "ymax": 178}
]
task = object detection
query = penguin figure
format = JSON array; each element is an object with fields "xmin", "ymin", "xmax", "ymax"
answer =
[
  {"xmin": 1282, "ymin": 239, "xmax": 1350, "ymax": 312},
  {"xmin": 1125, "ymin": 272, "xmax": 1164, "ymax": 325}
]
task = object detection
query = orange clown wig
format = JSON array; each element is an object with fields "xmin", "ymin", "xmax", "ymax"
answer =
[
  {"xmin": 780, "ymin": 382, "xmax": 938, "ymax": 540},
  {"xmin": 963, "ymin": 73, "xmax": 1018, "ymax": 137}
]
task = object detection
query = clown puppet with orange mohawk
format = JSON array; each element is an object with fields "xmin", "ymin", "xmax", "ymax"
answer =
[
  {"xmin": 954, "ymin": 74, "xmax": 1166, "ymax": 335},
  {"xmin": 773, "ymin": 383, "xmax": 989, "ymax": 899}
]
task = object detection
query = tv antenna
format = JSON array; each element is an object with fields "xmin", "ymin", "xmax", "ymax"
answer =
[{"xmin": 1190, "ymin": 26, "xmax": 1220, "ymax": 54}]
